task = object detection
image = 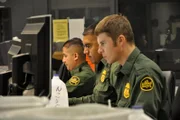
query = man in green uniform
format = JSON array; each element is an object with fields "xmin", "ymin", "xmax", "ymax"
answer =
[
  {"xmin": 69, "ymin": 23, "xmax": 117, "ymax": 105},
  {"xmin": 62, "ymin": 38, "xmax": 95, "ymax": 98},
  {"xmin": 95, "ymin": 14, "xmax": 170, "ymax": 120}
]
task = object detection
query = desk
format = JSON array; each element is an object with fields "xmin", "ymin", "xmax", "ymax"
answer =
[
  {"xmin": 0, "ymin": 103, "xmax": 152, "ymax": 120},
  {"xmin": 0, "ymin": 66, "xmax": 8, "ymax": 73}
]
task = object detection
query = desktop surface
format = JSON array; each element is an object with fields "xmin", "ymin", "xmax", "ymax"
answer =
[{"xmin": 0, "ymin": 66, "xmax": 8, "ymax": 73}]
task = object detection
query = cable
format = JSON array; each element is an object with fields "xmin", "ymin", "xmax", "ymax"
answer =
[
  {"xmin": 47, "ymin": 92, "xmax": 51, "ymax": 99},
  {"xmin": 23, "ymin": 73, "xmax": 28, "ymax": 85},
  {"xmin": 38, "ymin": 89, "xmax": 45, "ymax": 97}
]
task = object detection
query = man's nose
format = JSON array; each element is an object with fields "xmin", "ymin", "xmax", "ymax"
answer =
[
  {"xmin": 84, "ymin": 48, "xmax": 89, "ymax": 54},
  {"xmin": 98, "ymin": 47, "xmax": 102, "ymax": 54},
  {"xmin": 62, "ymin": 57, "xmax": 65, "ymax": 63}
]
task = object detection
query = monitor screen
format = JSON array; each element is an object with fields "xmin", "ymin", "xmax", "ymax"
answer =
[
  {"xmin": 11, "ymin": 14, "xmax": 52, "ymax": 96},
  {"xmin": 8, "ymin": 40, "xmax": 21, "ymax": 70}
]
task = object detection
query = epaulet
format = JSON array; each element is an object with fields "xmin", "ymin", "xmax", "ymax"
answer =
[{"xmin": 134, "ymin": 63, "xmax": 148, "ymax": 76}]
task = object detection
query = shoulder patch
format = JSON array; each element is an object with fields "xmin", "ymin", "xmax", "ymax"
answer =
[
  {"xmin": 69, "ymin": 76, "xmax": 80, "ymax": 86},
  {"xmin": 100, "ymin": 70, "xmax": 107, "ymax": 82},
  {"xmin": 140, "ymin": 76, "xmax": 154, "ymax": 91}
]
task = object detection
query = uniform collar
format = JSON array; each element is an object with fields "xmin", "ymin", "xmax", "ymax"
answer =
[
  {"xmin": 115, "ymin": 47, "xmax": 141, "ymax": 76},
  {"xmin": 70, "ymin": 62, "xmax": 87, "ymax": 75},
  {"xmin": 96, "ymin": 59, "xmax": 107, "ymax": 73}
]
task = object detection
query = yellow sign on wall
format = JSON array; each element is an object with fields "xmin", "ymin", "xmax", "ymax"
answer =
[{"xmin": 53, "ymin": 19, "xmax": 68, "ymax": 42}]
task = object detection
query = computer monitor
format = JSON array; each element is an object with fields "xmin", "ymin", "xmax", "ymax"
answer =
[
  {"xmin": 0, "ymin": 40, "xmax": 12, "ymax": 66},
  {"xmin": 7, "ymin": 40, "xmax": 21, "ymax": 70},
  {"xmin": 11, "ymin": 14, "xmax": 52, "ymax": 96}
]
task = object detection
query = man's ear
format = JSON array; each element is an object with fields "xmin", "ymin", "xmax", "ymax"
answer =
[
  {"xmin": 74, "ymin": 53, "xmax": 79, "ymax": 61},
  {"xmin": 116, "ymin": 34, "xmax": 125, "ymax": 45}
]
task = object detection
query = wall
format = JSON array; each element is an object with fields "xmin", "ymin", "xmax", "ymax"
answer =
[
  {"xmin": 0, "ymin": 0, "xmax": 48, "ymax": 38},
  {"xmin": 51, "ymin": 0, "xmax": 116, "ymax": 14}
]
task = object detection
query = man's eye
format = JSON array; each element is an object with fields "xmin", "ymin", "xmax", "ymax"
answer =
[
  {"xmin": 100, "ymin": 42, "xmax": 105, "ymax": 46},
  {"xmin": 84, "ymin": 44, "xmax": 91, "ymax": 48}
]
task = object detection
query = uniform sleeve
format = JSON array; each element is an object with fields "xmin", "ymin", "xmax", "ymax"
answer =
[
  {"xmin": 93, "ymin": 81, "xmax": 117, "ymax": 106},
  {"xmin": 132, "ymin": 73, "xmax": 164, "ymax": 119},
  {"xmin": 93, "ymin": 64, "xmax": 117, "ymax": 106},
  {"xmin": 68, "ymin": 82, "xmax": 117, "ymax": 106},
  {"xmin": 66, "ymin": 73, "xmax": 95, "ymax": 98},
  {"xmin": 69, "ymin": 94, "xmax": 95, "ymax": 105}
]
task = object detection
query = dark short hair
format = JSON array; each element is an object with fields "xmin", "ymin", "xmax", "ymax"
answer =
[
  {"xmin": 63, "ymin": 37, "xmax": 85, "ymax": 58},
  {"xmin": 63, "ymin": 37, "xmax": 83, "ymax": 48},
  {"xmin": 83, "ymin": 21, "xmax": 99, "ymax": 36}
]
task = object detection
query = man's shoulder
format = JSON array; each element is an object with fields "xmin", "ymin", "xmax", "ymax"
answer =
[
  {"xmin": 74, "ymin": 70, "xmax": 95, "ymax": 78},
  {"xmin": 73, "ymin": 64, "xmax": 95, "ymax": 81},
  {"xmin": 133, "ymin": 54, "xmax": 164, "ymax": 80},
  {"xmin": 134, "ymin": 54, "xmax": 161, "ymax": 72},
  {"xmin": 82, "ymin": 62, "xmax": 94, "ymax": 70},
  {"xmin": 69, "ymin": 73, "xmax": 95, "ymax": 84},
  {"xmin": 133, "ymin": 54, "xmax": 165, "ymax": 83}
]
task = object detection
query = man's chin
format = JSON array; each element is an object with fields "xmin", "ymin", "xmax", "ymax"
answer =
[
  {"xmin": 106, "ymin": 59, "xmax": 113, "ymax": 64},
  {"xmin": 65, "ymin": 66, "xmax": 70, "ymax": 71},
  {"xmin": 89, "ymin": 58, "xmax": 94, "ymax": 63},
  {"xmin": 67, "ymin": 68, "xmax": 71, "ymax": 71}
]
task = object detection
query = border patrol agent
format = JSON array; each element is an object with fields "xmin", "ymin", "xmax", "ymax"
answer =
[
  {"xmin": 110, "ymin": 48, "xmax": 169, "ymax": 119},
  {"xmin": 95, "ymin": 14, "xmax": 170, "ymax": 120},
  {"xmin": 62, "ymin": 38, "xmax": 95, "ymax": 98}
]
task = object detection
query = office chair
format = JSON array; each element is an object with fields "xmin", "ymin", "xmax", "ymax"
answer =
[
  {"xmin": 157, "ymin": 71, "xmax": 176, "ymax": 120},
  {"xmin": 162, "ymin": 71, "xmax": 176, "ymax": 104},
  {"xmin": 172, "ymin": 85, "xmax": 180, "ymax": 120}
]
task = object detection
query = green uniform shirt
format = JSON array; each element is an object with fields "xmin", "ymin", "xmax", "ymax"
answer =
[
  {"xmin": 66, "ymin": 62, "xmax": 95, "ymax": 98},
  {"xmin": 69, "ymin": 59, "xmax": 117, "ymax": 105},
  {"xmin": 110, "ymin": 48, "xmax": 169, "ymax": 119}
]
